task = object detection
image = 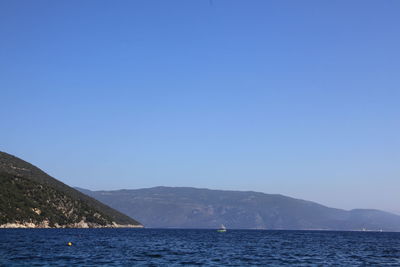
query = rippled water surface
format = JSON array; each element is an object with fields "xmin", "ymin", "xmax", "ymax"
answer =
[{"xmin": 1, "ymin": 229, "xmax": 400, "ymax": 266}]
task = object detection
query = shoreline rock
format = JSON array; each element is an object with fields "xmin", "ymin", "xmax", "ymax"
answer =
[{"xmin": 0, "ymin": 221, "xmax": 144, "ymax": 229}]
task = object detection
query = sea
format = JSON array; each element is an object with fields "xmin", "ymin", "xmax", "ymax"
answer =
[{"xmin": 1, "ymin": 229, "xmax": 399, "ymax": 266}]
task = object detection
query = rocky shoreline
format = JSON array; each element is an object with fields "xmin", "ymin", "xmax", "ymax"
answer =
[{"xmin": 0, "ymin": 220, "xmax": 144, "ymax": 229}]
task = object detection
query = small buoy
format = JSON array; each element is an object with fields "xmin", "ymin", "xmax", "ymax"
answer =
[{"xmin": 67, "ymin": 242, "xmax": 72, "ymax": 246}]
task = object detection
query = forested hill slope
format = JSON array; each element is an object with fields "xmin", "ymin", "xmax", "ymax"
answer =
[
  {"xmin": 78, "ymin": 186, "xmax": 400, "ymax": 231},
  {"xmin": 0, "ymin": 151, "xmax": 142, "ymax": 228}
]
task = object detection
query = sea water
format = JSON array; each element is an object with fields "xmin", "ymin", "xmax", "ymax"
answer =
[{"xmin": 1, "ymin": 229, "xmax": 399, "ymax": 266}]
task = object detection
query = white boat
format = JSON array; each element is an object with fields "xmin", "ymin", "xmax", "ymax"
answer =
[{"xmin": 217, "ymin": 224, "xmax": 226, "ymax": 232}]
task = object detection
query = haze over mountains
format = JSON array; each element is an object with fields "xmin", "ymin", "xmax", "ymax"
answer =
[
  {"xmin": 0, "ymin": 152, "xmax": 142, "ymax": 228},
  {"xmin": 78, "ymin": 186, "xmax": 400, "ymax": 231}
]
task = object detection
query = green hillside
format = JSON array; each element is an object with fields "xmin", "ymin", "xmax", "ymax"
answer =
[{"xmin": 0, "ymin": 151, "xmax": 142, "ymax": 228}]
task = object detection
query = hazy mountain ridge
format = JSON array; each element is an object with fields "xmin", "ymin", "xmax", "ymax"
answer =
[
  {"xmin": 77, "ymin": 186, "xmax": 400, "ymax": 231},
  {"xmin": 0, "ymin": 152, "xmax": 142, "ymax": 228}
]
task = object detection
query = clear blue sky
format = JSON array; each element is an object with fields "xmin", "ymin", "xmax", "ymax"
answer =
[{"xmin": 1, "ymin": 0, "xmax": 399, "ymax": 213}]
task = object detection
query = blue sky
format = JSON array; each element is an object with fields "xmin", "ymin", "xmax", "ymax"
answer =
[{"xmin": 1, "ymin": 0, "xmax": 399, "ymax": 213}]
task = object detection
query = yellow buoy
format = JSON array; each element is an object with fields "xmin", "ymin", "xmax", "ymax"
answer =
[{"xmin": 67, "ymin": 242, "xmax": 72, "ymax": 246}]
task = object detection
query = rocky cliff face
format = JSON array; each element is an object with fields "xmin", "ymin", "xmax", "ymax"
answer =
[{"xmin": 0, "ymin": 152, "xmax": 143, "ymax": 228}]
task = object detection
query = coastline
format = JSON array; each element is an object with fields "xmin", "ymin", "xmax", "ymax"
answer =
[{"xmin": 0, "ymin": 221, "xmax": 144, "ymax": 229}]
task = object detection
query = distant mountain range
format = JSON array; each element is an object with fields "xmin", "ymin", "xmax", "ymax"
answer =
[
  {"xmin": 0, "ymin": 152, "xmax": 142, "ymax": 228},
  {"xmin": 2, "ymin": 150, "xmax": 399, "ymax": 231},
  {"xmin": 77, "ymin": 186, "xmax": 400, "ymax": 231}
]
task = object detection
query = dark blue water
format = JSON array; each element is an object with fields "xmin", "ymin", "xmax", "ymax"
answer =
[{"xmin": 1, "ymin": 229, "xmax": 399, "ymax": 266}]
